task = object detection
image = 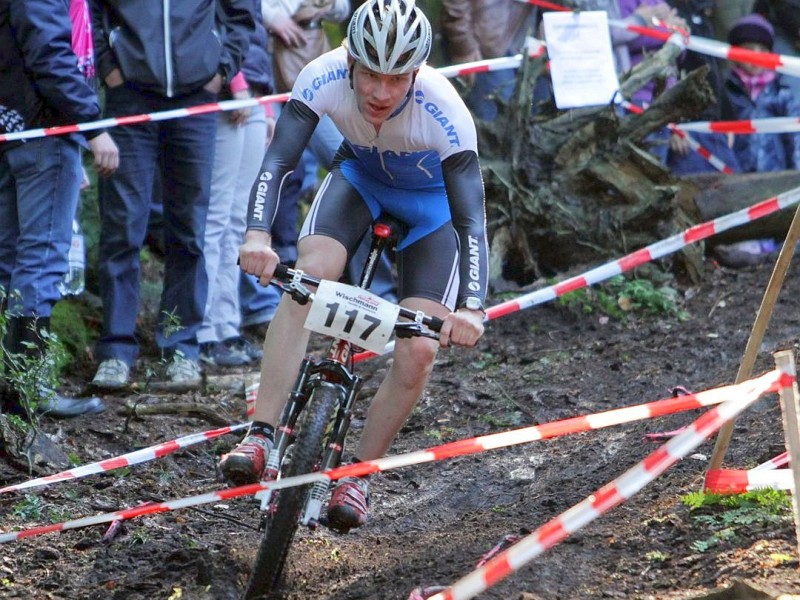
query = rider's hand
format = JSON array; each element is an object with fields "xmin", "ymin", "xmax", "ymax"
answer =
[
  {"xmin": 439, "ymin": 308, "xmax": 484, "ymax": 349},
  {"xmin": 239, "ymin": 229, "xmax": 280, "ymax": 286}
]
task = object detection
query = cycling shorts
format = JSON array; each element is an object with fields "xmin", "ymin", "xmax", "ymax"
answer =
[{"xmin": 298, "ymin": 168, "xmax": 460, "ymax": 310}]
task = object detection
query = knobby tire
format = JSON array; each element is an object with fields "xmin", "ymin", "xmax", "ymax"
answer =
[{"xmin": 243, "ymin": 383, "xmax": 340, "ymax": 599}]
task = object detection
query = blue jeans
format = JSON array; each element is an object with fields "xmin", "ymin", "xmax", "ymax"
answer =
[
  {"xmin": 0, "ymin": 137, "xmax": 82, "ymax": 316},
  {"xmin": 466, "ymin": 68, "xmax": 517, "ymax": 122},
  {"xmin": 95, "ymin": 85, "xmax": 217, "ymax": 364}
]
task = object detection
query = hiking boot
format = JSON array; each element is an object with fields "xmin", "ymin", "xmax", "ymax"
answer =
[
  {"xmin": 327, "ymin": 476, "xmax": 370, "ymax": 532},
  {"xmin": 91, "ymin": 359, "xmax": 130, "ymax": 390},
  {"xmin": 199, "ymin": 341, "xmax": 249, "ymax": 367},
  {"xmin": 229, "ymin": 336, "xmax": 263, "ymax": 363},
  {"xmin": 218, "ymin": 433, "xmax": 274, "ymax": 486},
  {"xmin": 164, "ymin": 355, "xmax": 202, "ymax": 390}
]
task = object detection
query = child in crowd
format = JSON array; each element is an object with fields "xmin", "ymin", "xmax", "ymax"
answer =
[{"xmin": 713, "ymin": 13, "xmax": 800, "ymax": 268}]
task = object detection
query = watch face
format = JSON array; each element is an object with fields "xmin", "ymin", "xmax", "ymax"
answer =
[{"xmin": 465, "ymin": 297, "xmax": 482, "ymax": 311}]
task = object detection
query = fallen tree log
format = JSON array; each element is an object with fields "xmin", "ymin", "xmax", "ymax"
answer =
[
  {"xmin": 687, "ymin": 171, "xmax": 800, "ymax": 246},
  {"xmin": 479, "ymin": 28, "xmax": 714, "ymax": 288}
]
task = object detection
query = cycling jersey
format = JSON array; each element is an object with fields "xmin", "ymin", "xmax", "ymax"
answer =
[{"xmin": 246, "ymin": 46, "xmax": 488, "ymax": 308}]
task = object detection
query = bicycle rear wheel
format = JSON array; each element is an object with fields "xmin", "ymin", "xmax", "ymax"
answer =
[{"xmin": 244, "ymin": 382, "xmax": 340, "ymax": 599}]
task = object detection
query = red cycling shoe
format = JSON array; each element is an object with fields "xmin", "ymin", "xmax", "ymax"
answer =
[
  {"xmin": 218, "ymin": 434, "xmax": 273, "ymax": 486},
  {"xmin": 327, "ymin": 476, "xmax": 370, "ymax": 532}
]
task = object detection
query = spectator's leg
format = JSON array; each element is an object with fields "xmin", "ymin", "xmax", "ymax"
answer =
[
  {"xmin": 3, "ymin": 137, "xmax": 81, "ymax": 317},
  {"xmin": 199, "ymin": 114, "xmax": 245, "ymax": 347},
  {"xmin": 218, "ymin": 106, "xmax": 268, "ymax": 343},
  {"xmin": 96, "ymin": 88, "xmax": 158, "ymax": 366},
  {"xmin": 157, "ymin": 92, "xmax": 217, "ymax": 361}
]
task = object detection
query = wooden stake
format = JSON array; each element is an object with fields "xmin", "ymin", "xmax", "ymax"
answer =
[
  {"xmin": 707, "ymin": 203, "xmax": 800, "ymax": 473},
  {"xmin": 774, "ymin": 350, "xmax": 800, "ymax": 560}
]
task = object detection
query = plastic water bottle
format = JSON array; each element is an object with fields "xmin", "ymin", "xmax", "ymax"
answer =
[{"xmin": 58, "ymin": 219, "xmax": 86, "ymax": 296}]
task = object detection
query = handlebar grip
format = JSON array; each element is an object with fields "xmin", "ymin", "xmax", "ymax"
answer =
[
  {"xmin": 427, "ymin": 315, "xmax": 444, "ymax": 332},
  {"xmin": 273, "ymin": 263, "xmax": 290, "ymax": 280}
]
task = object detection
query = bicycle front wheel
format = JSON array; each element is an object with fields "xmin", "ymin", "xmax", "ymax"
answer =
[{"xmin": 244, "ymin": 382, "xmax": 340, "ymax": 599}]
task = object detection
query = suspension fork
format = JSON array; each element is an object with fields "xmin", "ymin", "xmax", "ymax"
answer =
[
  {"xmin": 319, "ymin": 374, "xmax": 362, "ymax": 473},
  {"xmin": 263, "ymin": 358, "xmax": 313, "ymax": 483},
  {"xmin": 301, "ymin": 372, "xmax": 362, "ymax": 527}
]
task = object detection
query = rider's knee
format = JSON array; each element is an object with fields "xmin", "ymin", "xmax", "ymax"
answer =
[{"xmin": 394, "ymin": 337, "xmax": 437, "ymax": 376}]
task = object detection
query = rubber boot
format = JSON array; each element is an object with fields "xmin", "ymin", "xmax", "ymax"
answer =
[{"xmin": 14, "ymin": 317, "xmax": 105, "ymax": 418}]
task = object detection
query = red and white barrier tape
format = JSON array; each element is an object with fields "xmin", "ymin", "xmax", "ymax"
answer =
[
  {"xmin": 753, "ymin": 451, "xmax": 789, "ymax": 471},
  {"xmin": 620, "ymin": 100, "xmax": 736, "ymax": 174},
  {"xmin": 521, "ymin": 0, "xmax": 800, "ymax": 77},
  {"xmin": 678, "ymin": 117, "xmax": 800, "ymax": 135},
  {"xmin": 669, "ymin": 126, "xmax": 736, "ymax": 174},
  {"xmin": 0, "ymin": 93, "xmax": 290, "ymax": 143},
  {"xmin": 485, "ymin": 185, "xmax": 800, "ymax": 319},
  {"xmin": 0, "ymin": 46, "xmax": 547, "ymax": 144},
  {"xmin": 426, "ymin": 371, "xmax": 792, "ymax": 600},
  {"xmin": 0, "ymin": 423, "xmax": 247, "ymax": 495},
  {"xmin": 704, "ymin": 468, "xmax": 793, "ymax": 494},
  {"xmin": 0, "ymin": 370, "xmax": 781, "ymax": 544},
  {"xmin": 353, "ymin": 185, "xmax": 800, "ymax": 363}
]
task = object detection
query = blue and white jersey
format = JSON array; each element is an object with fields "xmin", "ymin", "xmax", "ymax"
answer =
[
  {"xmin": 291, "ymin": 47, "xmax": 478, "ymax": 191},
  {"xmin": 247, "ymin": 46, "xmax": 489, "ymax": 308}
]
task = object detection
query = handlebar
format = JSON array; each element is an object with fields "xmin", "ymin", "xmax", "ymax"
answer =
[{"xmin": 271, "ymin": 264, "xmax": 444, "ymax": 337}]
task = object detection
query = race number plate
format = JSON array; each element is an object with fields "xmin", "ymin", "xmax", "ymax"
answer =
[{"xmin": 304, "ymin": 280, "xmax": 400, "ymax": 354}]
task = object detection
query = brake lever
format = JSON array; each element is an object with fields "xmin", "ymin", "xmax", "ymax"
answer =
[
  {"xmin": 284, "ymin": 281, "xmax": 312, "ymax": 305},
  {"xmin": 394, "ymin": 322, "xmax": 440, "ymax": 340}
]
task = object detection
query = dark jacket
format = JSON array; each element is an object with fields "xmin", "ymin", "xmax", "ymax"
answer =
[
  {"xmin": 0, "ymin": 0, "xmax": 102, "ymax": 149},
  {"xmin": 723, "ymin": 72, "xmax": 800, "ymax": 173},
  {"xmin": 239, "ymin": 0, "xmax": 273, "ymax": 96},
  {"xmin": 89, "ymin": 0, "xmax": 254, "ymax": 98}
]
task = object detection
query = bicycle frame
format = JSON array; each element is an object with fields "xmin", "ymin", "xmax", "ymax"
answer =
[{"xmin": 260, "ymin": 216, "xmax": 403, "ymax": 528}]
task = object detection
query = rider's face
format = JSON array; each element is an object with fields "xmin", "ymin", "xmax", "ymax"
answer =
[{"xmin": 351, "ymin": 62, "xmax": 415, "ymax": 126}]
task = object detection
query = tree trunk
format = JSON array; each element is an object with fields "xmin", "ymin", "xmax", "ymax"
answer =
[
  {"xmin": 689, "ymin": 171, "xmax": 800, "ymax": 246},
  {"xmin": 480, "ymin": 34, "xmax": 716, "ymax": 288}
]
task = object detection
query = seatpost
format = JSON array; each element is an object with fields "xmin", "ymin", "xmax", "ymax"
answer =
[{"xmin": 357, "ymin": 216, "xmax": 404, "ymax": 290}]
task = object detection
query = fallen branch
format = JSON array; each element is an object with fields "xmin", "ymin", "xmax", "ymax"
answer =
[{"xmin": 118, "ymin": 401, "xmax": 229, "ymax": 426}]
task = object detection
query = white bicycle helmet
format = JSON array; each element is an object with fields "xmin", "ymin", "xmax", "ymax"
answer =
[{"xmin": 347, "ymin": 0, "xmax": 432, "ymax": 75}]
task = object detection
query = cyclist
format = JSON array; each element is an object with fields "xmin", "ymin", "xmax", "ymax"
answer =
[{"xmin": 219, "ymin": 0, "xmax": 488, "ymax": 532}]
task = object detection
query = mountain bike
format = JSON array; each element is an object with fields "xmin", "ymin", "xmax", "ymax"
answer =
[{"xmin": 244, "ymin": 216, "xmax": 443, "ymax": 599}]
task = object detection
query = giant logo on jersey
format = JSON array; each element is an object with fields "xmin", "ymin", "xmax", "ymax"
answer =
[
  {"xmin": 468, "ymin": 235, "xmax": 481, "ymax": 292},
  {"xmin": 252, "ymin": 171, "xmax": 273, "ymax": 222},
  {"xmin": 414, "ymin": 91, "xmax": 460, "ymax": 147},
  {"xmin": 300, "ymin": 67, "xmax": 349, "ymax": 102}
]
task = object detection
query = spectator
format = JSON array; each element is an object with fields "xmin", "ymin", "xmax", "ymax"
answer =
[
  {"xmin": 713, "ymin": 13, "xmax": 800, "ymax": 268},
  {"xmin": 238, "ymin": 0, "xmax": 353, "ymax": 339},
  {"xmin": 87, "ymin": 0, "xmax": 254, "ymax": 391},
  {"xmin": 753, "ymin": 0, "xmax": 800, "ymax": 100},
  {"xmin": 667, "ymin": 0, "xmax": 742, "ymax": 174},
  {"xmin": 613, "ymin": 1, "xmax": 689, "ymax": 163},
  {"xmin": 723, "ymin": 13, "xmax": 800, "ymax": 173},
  {"xmin": 441, "ymin": 0, "xmax": 538, "ymax": 121},
  {"xmin": 0, "ymin": 0, "xmax": 117, "ymax": 417},
  {"xmin": 199, "ymin": 0, "xmax": 274, "ymax": 368}
]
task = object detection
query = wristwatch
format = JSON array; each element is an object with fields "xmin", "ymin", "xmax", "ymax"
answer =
[{"xmin": 458, "ymin": 297, "xmax": 485, "ymax": 313}]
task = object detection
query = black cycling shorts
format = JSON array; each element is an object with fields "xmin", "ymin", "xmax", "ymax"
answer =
[{"xmin": 298, "ymin": 169, "xmax": 460, "ymax": 310}]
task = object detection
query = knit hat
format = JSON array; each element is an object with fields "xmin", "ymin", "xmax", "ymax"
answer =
[{"xmin": 728, "ymin": 14, "xmax": 775, "ymax": 50}]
